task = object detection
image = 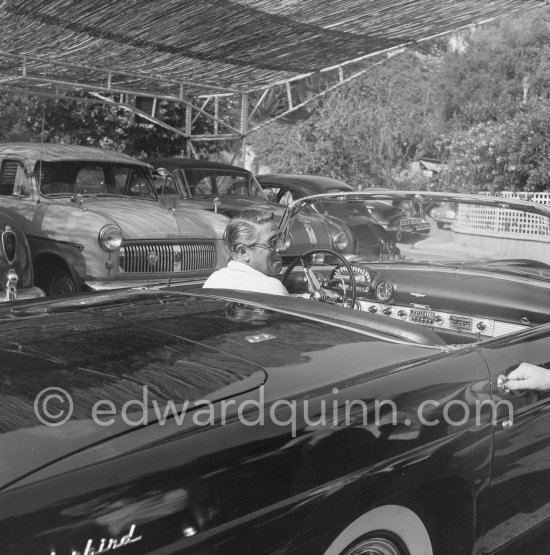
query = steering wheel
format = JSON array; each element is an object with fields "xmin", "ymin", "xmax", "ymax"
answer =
[{"xmin": 281, "ymin": 248, "xmax": 357, "ymax": 308}]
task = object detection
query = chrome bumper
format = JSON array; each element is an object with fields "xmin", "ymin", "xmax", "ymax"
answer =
[{"xmin": 2, "ymin": 286, "xmax": 46, "ymax": 302}]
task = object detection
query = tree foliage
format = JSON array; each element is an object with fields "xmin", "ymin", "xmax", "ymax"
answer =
[
  {"xmin": 438, "ymin": 98, "xmax": 550, "ymax": 192},
  {"xmin": 0, "ymin": 93, "xmax": 227, "ymax": 159},
  {"xmin": 435, "ymin": 9, "xmax": 550, "ymax": 126},
  {"xmin": 249, "ymin": 6, "xmax": 550, "ymax": 193},
  {"xmin": 434, "ymin": 8, "xmax": 550, "ymax": 192},
  {"xmin": 250, "ymin": 50, "xmax": 441, "ymax": 188}
]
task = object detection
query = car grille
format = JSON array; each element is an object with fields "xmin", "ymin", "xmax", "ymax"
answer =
[
  {"xmin": 350, "ymin": 224, "xmax": 384, "ymax": 247},
  {"xmin": 119, "ymin": 242, "xmax": 216, "ymax": 273}
]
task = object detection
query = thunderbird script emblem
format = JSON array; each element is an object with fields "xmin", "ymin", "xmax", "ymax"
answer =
[{"xmin": 50, "ymin": 524, "xmax": 142, "ymax": 554}]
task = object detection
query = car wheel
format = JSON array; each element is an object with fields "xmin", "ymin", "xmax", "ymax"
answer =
[
  {"xmin": 340, "ymin": 533, "xmax": 409, "ymax": 555},
  {"xmin": 43, "ymin": 268, "xmax": 77, "ymax": 296},
  {"xmin": 436, "ymin": 221, "xmax": 445, "ymax": 229},
  {"xmin": 324, "ymin": 505, "xmax": 433, "ymax": 555}
]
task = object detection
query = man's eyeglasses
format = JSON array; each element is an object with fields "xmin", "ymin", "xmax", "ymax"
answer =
[{"xmin": 249, "ymin": 235, "xmax": 285, "ymax": 252}]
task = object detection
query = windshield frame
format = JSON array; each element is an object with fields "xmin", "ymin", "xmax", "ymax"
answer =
[{"xmin": 279, "ymin": 190, "xmax": 550, "ymax": 275}]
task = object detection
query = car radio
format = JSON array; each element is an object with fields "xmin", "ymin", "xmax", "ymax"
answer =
[
  {"xmin": 449, "ymin": 315, "xmax": 473, "ymax": 332},
  {"xmin": 409, "ymin": 306, "xmax": 435, "ymax": 325}
]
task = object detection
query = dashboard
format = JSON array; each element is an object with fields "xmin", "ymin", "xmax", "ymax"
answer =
[
  {"xmin": 355, "ymin": 300, "xmax": 525, "ymax": 339},
  {"xmin": 287, "ymin": 262, "xmax": 549, "ymax": 341}
]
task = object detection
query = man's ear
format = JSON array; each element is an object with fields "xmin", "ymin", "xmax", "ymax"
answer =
[{"xmin": 234, "ymin": 244, "xmax": 250, "ymax": 262}]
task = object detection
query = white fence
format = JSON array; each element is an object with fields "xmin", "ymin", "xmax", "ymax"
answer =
[
  {"xmin": 460, "ymin": 191, "xmax": 550, "ymax": 237},
  {"xmin": 452, "ymin": 192, "xmax": 550, "ymax": 263},
  {"xmin": 478, "ymin": 191, "xmax": 550, "ymax": 204}
]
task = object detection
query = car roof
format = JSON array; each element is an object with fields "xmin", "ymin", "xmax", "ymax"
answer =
[
  {"xmin": 148, "ymin": 157, "xmax": 252, "ymax": 175},
  {"xmin": 0, "ymin": 142, "xmax": 151, "ymax": 168},
  {"xmin": 257, "ymin": 173, "xmax": 355, "ymax": 194}
]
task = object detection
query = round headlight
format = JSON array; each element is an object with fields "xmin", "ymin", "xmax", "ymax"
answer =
[
  {"xmin": 99, "ymin": 224, "xmax": 123, "ymax": 252},
  {"xmin": 332, "ymin": 231, "xmax": 349, "ymax": 252},
  {"xmin": 446, "ymin": 210, "xmax": 456, "ymax": 220}
]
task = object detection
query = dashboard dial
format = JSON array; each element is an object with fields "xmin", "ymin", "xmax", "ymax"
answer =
[
  {"xmin": 331, "ymin": 264, "xmax": 372, "ymax": 292},
  {"xmin": 375, "ymin": 280, "xmax": 395, "ymax": 302}
]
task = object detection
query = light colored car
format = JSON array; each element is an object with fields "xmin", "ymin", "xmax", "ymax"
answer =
[
  {"xmin": 0, "ymin": 143, "xmax": 228, "ymax": 296},
  {"xmin": 428, "ymin": 201, "xmax": 458, "ymax": 228}
]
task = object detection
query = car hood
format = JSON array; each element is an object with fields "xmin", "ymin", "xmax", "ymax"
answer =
[
  {"xmin": 0, "ymin": 300, "xmax": 266, "ymax": 488},
  {"xmin": 63, "ymin": 197, "xmax": 225, "ymax": 239},
  {"xmin": 0, "ymin": 289, "xmax": 438, "ymax": 489}
]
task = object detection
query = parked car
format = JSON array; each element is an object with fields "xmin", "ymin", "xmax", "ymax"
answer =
[
  {"xmin": 257, "ymin": 173, "xmax": 430, "ymax": 244},
  {"xmin": 0, "ymin": 143, "xmax": 228, "ymax": 296},
  {"xmin": 428, "ymin": 201, "xmax": 458, "ymax": 228},
  {"xmin": 0, "ymin": 208, "xmax": 44, "ymax": 301},
  {"xmin": 147, "ymin": 158, "xmax": 358, "ymax": 264},
  {"xmin": 257, "ymin": 173, "xmax": 401, "ymax": 259},
  {"xmin": 2, "ymin": 185, "xmax": 550, "ymax": 555}
]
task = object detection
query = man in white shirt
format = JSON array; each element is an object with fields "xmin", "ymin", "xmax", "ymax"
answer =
[{"xmin": 203, "ymin": 209, "xmax": 289, "ymax": 295}]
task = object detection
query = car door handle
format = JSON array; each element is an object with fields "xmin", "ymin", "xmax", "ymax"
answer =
[
  {"xmin": 497, "ymin": 374, "xmax": 510, "ymax": 393},
  {"xmin": 496, "ymin": 364, "xmax": 530, "ymax": 396}
]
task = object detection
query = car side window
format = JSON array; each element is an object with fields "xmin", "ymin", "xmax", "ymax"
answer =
[
  {"xmin": 259, "ymin": 185, "xmax": 289, "ymax": 204},
  {"xmin": 277, "ymin": 187, "xmax": 294, "ymax": 206},
  {"xmin": 250, "ymin": 180, "xmax": 267, "ymax": 200},
  {"xmin": 0, "ymin": 160, "xmax": 29, "ymax": 197},
  {"xmin": 262, "ymin": 187, "xmax": 277, "ymax": 202}
]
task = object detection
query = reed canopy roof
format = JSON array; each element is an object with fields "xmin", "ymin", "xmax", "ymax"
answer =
[{"xmin": 0, "ymin": 0, "xmax": 545, "ymax": 103}]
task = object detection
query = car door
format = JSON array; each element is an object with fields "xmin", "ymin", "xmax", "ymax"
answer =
[{"xmin": 478, "ymin": 327, "xmax": 550, "ymax": 553}]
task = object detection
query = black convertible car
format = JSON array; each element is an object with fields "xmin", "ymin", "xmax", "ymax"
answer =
[{"xmin": 1, "ymin": 191, "xmax": 550, "ymax": 554}]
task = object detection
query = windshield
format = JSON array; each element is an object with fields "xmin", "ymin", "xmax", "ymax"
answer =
[
  {"xmin": 174, "ymin": 168, "xmax": 268, "ymax": 200},
  {"xmin": 37, "ymin": 161, "xmax": 157, "ymax": 199},
  {"xmin": 280, "ymin": 191, "xmax": 550, "ymax": 279}
]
